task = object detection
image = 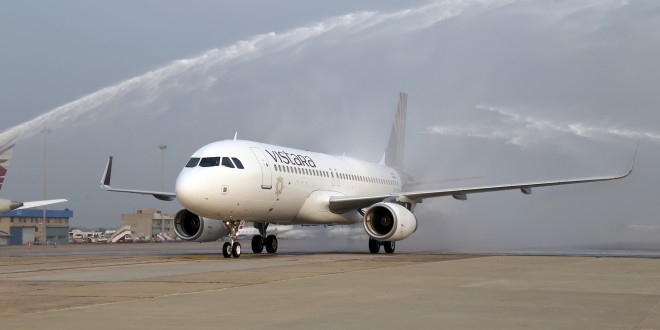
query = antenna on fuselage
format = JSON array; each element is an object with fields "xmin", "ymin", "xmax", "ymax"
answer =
[{"xmin": 233, "ymin": 132, "xmax": 238, "ymax": 140}]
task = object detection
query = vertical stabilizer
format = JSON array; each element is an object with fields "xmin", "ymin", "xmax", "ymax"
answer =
[
  {"xmin": 0, "ymin": 138, "xmax": 16, "ymax": 191},
  {"xmin": 384, "ymin": 92, "xmax": 407, "ymax": 173}
]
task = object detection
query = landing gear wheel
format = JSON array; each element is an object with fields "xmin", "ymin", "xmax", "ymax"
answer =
[
  {"xmin": 222, "ymin": 242, "xmax": 232, "ymax": 258},
  {"xmin": 251, "ymin": 235, "xmax": 264, "ymax": 253},
  {"xmin": 265, "ymin": 235, "xmax": 278, "ymax": 253},
  {"xmin": 384, "ymin": 241, "xmax": 395, "ymax": 254},
  {"xmin": 369, "ymin": 238, "xmax": 380, "ymax": 254},
  {"xmin": 232, "ymin": 242, "xmax": 241, "ymax": 258}
]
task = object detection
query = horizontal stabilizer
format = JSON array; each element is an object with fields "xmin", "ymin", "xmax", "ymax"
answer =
[{"xmin": 16, "ymin": 199, "xmax": 68, "ymax": 210}]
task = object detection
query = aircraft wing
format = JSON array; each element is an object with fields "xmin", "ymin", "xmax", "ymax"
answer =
[
  {"xmin": 100, "ymin": 156, "xmax": 176, "ymax": 201},
  {"xmin": 16, "ymin": 199, "xmax": 68, "ymax": 210},
  {"xmin": 328, "ymin": 168, "xmax": 632, "ymax": 214}
]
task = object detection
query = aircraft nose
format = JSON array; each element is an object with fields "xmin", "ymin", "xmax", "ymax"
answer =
[{"xmin": 175, "ymin": 170, "xmax": 208, "ymax": 211}]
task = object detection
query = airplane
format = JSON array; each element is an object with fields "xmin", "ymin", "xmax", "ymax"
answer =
[
  {"xmin": 0, "ymin": 137, "xmax": 67, "ymax": 213},
  {"xmin": 100, "ymin": 92, "xmax": 633, "ymax": 258}
]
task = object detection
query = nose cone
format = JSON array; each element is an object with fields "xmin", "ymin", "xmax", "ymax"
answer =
[{"xmin": 175, "ymin": 170, "xmax": 210, "ymax": 212}]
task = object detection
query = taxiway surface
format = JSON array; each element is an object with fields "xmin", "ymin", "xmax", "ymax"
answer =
[{"xmin": 1, "ymin": 242, "xmax": 660, "ymax": 329}]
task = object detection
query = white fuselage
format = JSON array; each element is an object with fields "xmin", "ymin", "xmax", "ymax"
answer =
[{"xmin": 175, "ymin": 140, "xmax": 402, "ymax": 225}]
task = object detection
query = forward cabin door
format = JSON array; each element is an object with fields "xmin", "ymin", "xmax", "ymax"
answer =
[{"xmin": 250, "ymin": 147, "xmax": 272, "ymax": 189}]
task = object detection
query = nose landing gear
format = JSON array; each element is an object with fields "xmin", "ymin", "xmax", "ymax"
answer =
[{"xmin": 223, "ymin": 221, "xmax": 243, "ymax": 258}]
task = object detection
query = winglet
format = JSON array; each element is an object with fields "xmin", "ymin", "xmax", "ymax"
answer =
[
  {"xmin": 631, "ymin": 139, "xmax": 639, "ymax": 174},
  {"xmin": 101, "ymin": 156, "xmax": 113, "ymax": 188},
  {"xmin": 612, "ymin": 141, "xmax": 638, "ymax": 180}
]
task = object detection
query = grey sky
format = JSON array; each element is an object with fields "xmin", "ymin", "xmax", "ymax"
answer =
[{"xmin": 1, "ymin": 0, "xmax": 658, "ymax": 252}]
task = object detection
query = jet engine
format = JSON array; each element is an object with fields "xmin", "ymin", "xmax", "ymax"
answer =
[
  {"xmin": 0, "ymin": 198, "xmax": 22, "ymax": 213},
  {"xmin": 363, "ymin": 202, "xmax": 417, "ymax": 241},
  {"xmin": 174, "ymin": 209, "xmax": 230, "ymax": 242}
]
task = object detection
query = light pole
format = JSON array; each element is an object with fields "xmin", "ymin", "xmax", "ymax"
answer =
[
  {"xmin": 159, "ymin": 145, "xmax": 167, "ymax": 236},
  {"xmin": 42, "ymin": 128, "xmax": 51, "ymax": 244}
]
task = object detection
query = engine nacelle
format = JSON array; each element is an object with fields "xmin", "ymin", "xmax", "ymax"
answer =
[
  {"xmin": 363, "ymin": 202, "xmax": 418, "ymax": 241},
  {"xmin": 174, "ymin": 209, "xmax": 230, "ymax": 242},
  {"xmin": 0, "ymin": 198, "xmax": 23, "ymax": 213}
]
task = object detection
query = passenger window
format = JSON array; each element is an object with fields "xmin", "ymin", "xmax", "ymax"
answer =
[
  {"xmin": 199, "ymin": 157, "xmax": 221, "ymax": 167},
  {"xmin": 232, "ymin": 157, "xmax": 244, "ymax": 169},
  {"xmin": 221, "ymin": 157, "xmax": 235, "ymax": 168},
  {"xmin": 185, "ymin": 158, "xmax": 200, "ymax": 168}
]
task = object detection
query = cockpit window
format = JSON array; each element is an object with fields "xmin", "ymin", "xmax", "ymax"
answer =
[
  {"xmin": 199, "ymin": 157, "xmax": 221, "ymax": 167},
  {"xmin": 231, "ymin": 157, "xmax": 244, "ymax": 169},
  {"xmin": 185, "ymin": 158, "xmax": 200, "ymax": 168},
  {"xmin": 221, "ymin": 157, "xmax": 235, "ymax": 168}
]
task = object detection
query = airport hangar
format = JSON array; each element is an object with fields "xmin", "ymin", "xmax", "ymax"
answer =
[{"xmin": 0, "ymin": 209, "xmax": 72, "ymax": 245}]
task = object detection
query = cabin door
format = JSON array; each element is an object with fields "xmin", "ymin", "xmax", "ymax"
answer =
[{"xmin": 250, "ymin": 147, "xmax": 273, "ymax": 189}]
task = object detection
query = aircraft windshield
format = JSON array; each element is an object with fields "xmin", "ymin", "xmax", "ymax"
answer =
[
  {"xmin": 190, "ymin": 156, "xmax": 244, "ymax": 169},
  {"xmin": 199, "ymin": 157, "xmax": 221, "ymax": 167},
  {"xmin": 232, "ymin": 157, "xmax": 244, "ymax": 169},
  {"xmin": 185, "ymin": 158, "xmax": 200, "ymax": 168},
  {"xmin": 221, "ymin": 157, "xmax": 235, "ymax": 168}
]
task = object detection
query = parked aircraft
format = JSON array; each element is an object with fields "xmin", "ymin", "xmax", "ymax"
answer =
[
  {"xmin": 0, "ymin": 138, "xmax": 67, "ymax": 213},
  {"xmin": 100, "ymin": 93, "xmax": 632, "ymax": 258}
]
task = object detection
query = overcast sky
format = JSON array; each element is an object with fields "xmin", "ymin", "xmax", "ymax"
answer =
[{"xmin": 1, "ymin": 0, "xmax": 659, "ymax": 252}]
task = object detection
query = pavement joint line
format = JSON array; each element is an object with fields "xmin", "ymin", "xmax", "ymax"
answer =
[
  {"xmin": 5, "ymin": 255, "xmax": 455, "ymax": 318},
  {"xmin": 0, "ymin": 259, "xmax": 185, "ymax": 278},
  {"xmin": 633, "ymin": 299, "xmax": 660, "ymax": 328}
]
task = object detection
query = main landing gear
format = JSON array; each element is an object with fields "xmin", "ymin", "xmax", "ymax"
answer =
[
  {"xmin": 369, "ymin": 238, "xmax": 395, "ymax": 254},
  {"xmin": 223, "ymin": 221, "xmax": 243, "ymax": 258},
  {"xmin": 251, "ymin": 222, "xmax": 278, "ymax": 254}
]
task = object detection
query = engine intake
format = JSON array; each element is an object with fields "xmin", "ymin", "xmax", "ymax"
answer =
[
  {"xmin": 363, "ymin": 202, "xmax": 417, "ymax": 241},
  {"xmin": 174, "ymin": 209, "xmax": 230, "ymax": 242}
]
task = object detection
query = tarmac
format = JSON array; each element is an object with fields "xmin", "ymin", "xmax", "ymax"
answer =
[{"xmin": 2, "ymin": 242, "xmax": 660, "ymax": 329}]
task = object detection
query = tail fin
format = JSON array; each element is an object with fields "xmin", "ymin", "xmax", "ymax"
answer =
[
  {"xmin": 384, "ymin": 92, "xmax": 407, "ymax": 172},
  {"xmin": 0, "ymin": 137, "xmax": 17, "ymax": 192}
]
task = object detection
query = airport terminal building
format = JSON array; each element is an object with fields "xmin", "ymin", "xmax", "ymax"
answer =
[{"xmin": 0, "ymin": 209, "xmax": 72, "ymax": 245}]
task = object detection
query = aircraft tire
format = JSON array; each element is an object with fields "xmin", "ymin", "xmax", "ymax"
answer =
[
  {"xmin": 252, "ymin": 235, "xmax": 264, "ymax": 253},
  {"xmin": 384, "ymin": 241, "xmax": 395, "ymax": 254},
  {"xmin": 222, "ymin": 242, "xmax": 232, "ymax": 258},
  {"xmin": 368, "ymin": 238, "xmax": 380, "ymax": 254},
  {"xmin": 265, "ymin": 235, "xmax": 278, "ymax": 253},
  {"xmin": 232, "ymin": 242, "xmax": 241, "ymax": 258}
]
